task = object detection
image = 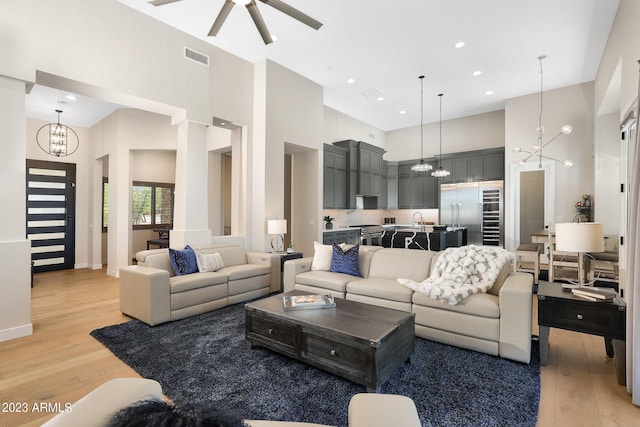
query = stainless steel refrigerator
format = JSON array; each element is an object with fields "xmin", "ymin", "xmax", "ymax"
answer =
[{"xmin": 440, "ymin": 180, "xmax": 503, "ymax": 246}]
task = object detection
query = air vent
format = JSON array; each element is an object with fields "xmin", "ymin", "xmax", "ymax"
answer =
[{"xmin": 184, "ymin": 47, "xmax": 209, "ymax": 67}]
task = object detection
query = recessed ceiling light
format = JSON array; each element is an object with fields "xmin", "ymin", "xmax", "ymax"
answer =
[
  {"xmin": 473, "ymin": 70, "xmax": 482, "ymax": 76},
  {"xmin": 377, "ymin": 96, "xmax": 384, "ymax": 101},
  {"xmin": 220, "ymin": 122, "xmax": 226, "ymax": 126},
  {"xmin": 347, "ymin": 78, "xmax": 355, "ymax": 84},
  {"xmin": 271, "ymin": 34, "xmax": 278, "ymax": 42},
  {"xmin": 65, "ymin": 95, "xmax": 77, "ymax": 101},
  {"xmin": 399, "ymin": 110, "xmax": 406, "ymax": 115},
  {"xmin": 455, "ymin": 41, "xmax": 465, "ymax": 48},
  {"xmin": 485, "ymin": 90, "xmax": 494, "ymax": 95}
]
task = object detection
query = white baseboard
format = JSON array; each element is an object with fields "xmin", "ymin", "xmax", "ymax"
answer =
[
  {"xmin": 0, "ymin": 323, "xmax": 33, "ymax": 343},
  {"xmin": 106, "ymin": 268, "xmax": 119, "ymax": 278},
  {"xmin": 90, "ymin": 263, "xmax": 103, "ymax": 270}
]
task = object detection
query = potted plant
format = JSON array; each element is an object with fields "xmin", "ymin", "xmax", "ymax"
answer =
[
  {"xmin": 287, "ymin": 243, "xmax": 295, "ymax": 253},
  {"xmin": 324, "ymin": 216, "xmax": 334, "ymax": 230}
]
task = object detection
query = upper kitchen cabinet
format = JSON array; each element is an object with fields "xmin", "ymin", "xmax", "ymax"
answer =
[
  {"xmin": 397, "ymin": 160, "xmax": 438, "ymax": 209},
  {"xmin": 358, "ymin": 142, "xmax": 385, "ymax": 197},
  {"xmin": 323, "ymin": 144, "xmax": 348, "ymax": 209},
  {"xmin": 439, "ymin": 148, "xmax": 504, "ymax": 183},
  {"xmin": 333, "ymin": 140, "xmax": 386, "ymax": 209}
]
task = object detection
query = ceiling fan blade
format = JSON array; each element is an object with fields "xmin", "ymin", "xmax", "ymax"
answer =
[
  {"xmin": 149, "ymin": 0, "xmax": 183, "ymax": 6},
  {"xmin": 208, "ymin": 0, "xmax": 235, "ymax": 37},
  {"xmin": 260, "ymin": 0, "xmax": 322, "ymax": 30},
  {"xmin": 246, "ymin": 1, "xmax": 274, "ymax": 44}
]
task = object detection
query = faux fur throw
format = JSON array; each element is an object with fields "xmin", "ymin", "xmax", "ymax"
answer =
[{"xmin": 398, "ymin": 245, "xmax": 514, "ymax": 305}]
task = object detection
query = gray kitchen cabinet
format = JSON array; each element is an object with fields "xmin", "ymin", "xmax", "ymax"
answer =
[
  {"xmin": 386, "ymin": 162, "xmax": 398, "ymax": 209},
  {"xmin": 483, "ymin": 152, "xmax": 504, "ymax": 180},
  {"xmin": 323, "ymin": 144, "xmax": 348, "ymax": 209},
  {"xmin": 333, "ymin": 140, "xmax": 386, "ymax": 208},
  {"xmin": 397, "ymin": 164, "xmax": 412, "ymax": 209}
]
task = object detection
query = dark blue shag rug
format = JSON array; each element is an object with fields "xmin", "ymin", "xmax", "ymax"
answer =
[{"xmin": 91, "ymin": 301, "xmax": 540, "ymax": 426}]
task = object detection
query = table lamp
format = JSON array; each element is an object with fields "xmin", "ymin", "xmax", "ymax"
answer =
[
  {"xmin": 268, "ymin": 219, "xmax": 287, "ymax": 253},
  {"xmin": 555, "ymin": 222, "xmax": 604, "ymax": 288}
]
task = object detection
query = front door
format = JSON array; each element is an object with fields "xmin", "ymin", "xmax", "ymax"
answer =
[{"xmin": 26, "ymin": 159, "xmax": 76, "ymax": 273}]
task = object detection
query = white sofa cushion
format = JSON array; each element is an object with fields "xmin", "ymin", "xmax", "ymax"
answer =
[
  {"xmin": 169, "ymin": 271, "xmax": 227, "ymax": 292},
  {"xmin": 296, "ymin": 270, "xmax": 356, "ymax": 293},
  {"xmin": 347, "ymin": 278, "xmax": 414, "ymax": 303},
  {"xmin": 368, "ymin": 248, "xmax": 434, "ymax": 281},
  {"xmin": 196, "ymin": 252, "xmax": 225, "ymax": 272}
]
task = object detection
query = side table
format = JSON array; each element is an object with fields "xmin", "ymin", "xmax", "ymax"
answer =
[
  {"xmin": 537, "ymin": 282, "xmax": 626, "ymax": 385},
  {"xmin": 271, "ymin": 251, "xmax": 303, "ymax": 291}
]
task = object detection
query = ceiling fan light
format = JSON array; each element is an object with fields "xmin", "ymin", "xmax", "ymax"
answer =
[
  {"xmin": 232, "ymin": 0, "xmax": 251, "ymax": 5},
  {"xmin": 513, "ymin": 147, "xmax": 522, "ymax": 153}
]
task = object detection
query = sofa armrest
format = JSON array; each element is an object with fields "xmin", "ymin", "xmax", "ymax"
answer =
[
  {"xmin": 283, "ymin": 257, "xmax": 313, "ymax": 292},
  {"xmin": 247, "ymin": 252, "xmax": 281, "ymax": 292},
  {"xmin": 498, "ymin": 272, "xmax": 533, "ymax": 363},
  {"xmin": 119, "ymin": 265, "xmax": 171, "ymax": 326}
]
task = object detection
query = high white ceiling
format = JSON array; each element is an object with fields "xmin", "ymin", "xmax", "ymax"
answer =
[{"xmin": 26, "ymin": 0, "xmax": 620, "ymax": 131}]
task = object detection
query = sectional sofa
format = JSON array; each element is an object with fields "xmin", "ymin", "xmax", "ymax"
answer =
[
  {"xmin": 283, "ymin": 245, "xmax": 533, "ymax": 363},
  {"xmin": 119, "ymin": 243, "xmax": 279, "ymax": 326}
]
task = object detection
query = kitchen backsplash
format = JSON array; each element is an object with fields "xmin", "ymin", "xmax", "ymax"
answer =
[{"xmin": 323, "ymin": 209, "xmax": 439, "ymax": 228}]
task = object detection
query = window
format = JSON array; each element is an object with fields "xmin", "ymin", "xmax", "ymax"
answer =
[
  {"xmin": 101, "ymin": 179, "xmax": 174, "ymax": 230},
  {"xmin": 132, "ymin": 181, "xmax": 174, "ymax": 229}
]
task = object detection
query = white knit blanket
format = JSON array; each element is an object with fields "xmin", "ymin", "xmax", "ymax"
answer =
[{"xmin": 398, "ymin": 245, "xmax": 514, "ymax": 305}]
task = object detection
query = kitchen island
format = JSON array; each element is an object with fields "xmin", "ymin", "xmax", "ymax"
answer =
[{"xmin": 381, "ymin": 228, "xmax": 467, "ymax": 251}]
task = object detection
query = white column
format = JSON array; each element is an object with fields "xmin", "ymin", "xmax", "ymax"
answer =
[
  {"xmin": 0, "ymin": 76, "xmax": 32, "ymax": 342},
  {"xmin": 171, "ymin": 120, "xmax": 211, "ymax": 247},
  {"xmin": 107, "ymin": 144, "xmax": 132, "ymax": 277}
]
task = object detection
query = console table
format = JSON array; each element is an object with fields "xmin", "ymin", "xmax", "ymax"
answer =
[{"xmin": 537, "ymin": 282, "xmax": 626, "ymax": 385}]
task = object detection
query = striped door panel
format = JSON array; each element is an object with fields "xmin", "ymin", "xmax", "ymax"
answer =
[{"xmin": 26, "ymin": 160, "xmax": 76, "ymax": 273}]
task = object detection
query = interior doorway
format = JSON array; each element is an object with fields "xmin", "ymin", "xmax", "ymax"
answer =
[{"xmin": 519, "ymin": 170, "xmax": 545, "ymax": 244}]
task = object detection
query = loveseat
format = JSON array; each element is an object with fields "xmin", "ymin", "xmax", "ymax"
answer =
[
  {"xmin": 283, "ymin": 245, "xmax": 533, "ymax": 363},
  {"xmin": 42, "ymin": 378, "xmax": 421, "ymax": 427},
  {"xmin": 119, "ymin": 243, "xmax": 279, "ymax": 326}
]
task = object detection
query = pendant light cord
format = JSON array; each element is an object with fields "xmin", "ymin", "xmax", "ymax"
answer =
[
  {"xmin": 538, "ymin": 55, "xmax": 545, "ymax": 168},
  {"xmin": 438, "ymin": 93, "xmax": 443, "ymax": 167},
  {"xmin": 419, "ymin": 75, "xmax": 425, "ymax": 161}
]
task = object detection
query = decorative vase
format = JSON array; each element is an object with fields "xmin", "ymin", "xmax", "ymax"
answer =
[{"xmin": 325, "ymin": 222, "xmax": 333, "ymax": 230}]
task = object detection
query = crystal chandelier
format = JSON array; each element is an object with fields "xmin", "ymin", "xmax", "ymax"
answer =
[
  {"xmin": 412, "ymin": 75, "xmax": 433, "ymax": 173},
  {"xmin": 431, "ymin": 93, "xmax": 450, "ymax": 178},
  {"xmin": 513, "ymin": 55, "xmax": 573, "ymax": 168}
]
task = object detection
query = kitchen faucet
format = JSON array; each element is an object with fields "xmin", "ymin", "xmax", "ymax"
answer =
[{"xmin": 412, "ymin": 212, "xmax": 425, "ymax": 232}]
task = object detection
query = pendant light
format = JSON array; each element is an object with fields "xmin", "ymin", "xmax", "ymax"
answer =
[
  {"xmin": 411, "ymin": 75, "xmax": 433, "ymax": 173},
  {"xmin": 431, "ymin": 93, "xmax": 450, "ymax": 178},
  {"xmin": 36, "ymin": 109, "xmax": 80, "ymax": 157},
  {"xmin": 513, "ymin": 55, "xmax": 573, "ymax": 168}
]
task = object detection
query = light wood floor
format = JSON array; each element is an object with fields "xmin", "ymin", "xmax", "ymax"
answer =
[{"xmin": 0, "ymin": 269, "xmax": 638, "ymax": 426}]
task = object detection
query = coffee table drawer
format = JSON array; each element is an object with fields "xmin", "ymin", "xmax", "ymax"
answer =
[
  {"xmin": 245, "ymin": 312, "xmax": 299, "ymax": 356},
  {"xmin": 302, "ymin": 332, "xmax": 373, "ymax": 377}
]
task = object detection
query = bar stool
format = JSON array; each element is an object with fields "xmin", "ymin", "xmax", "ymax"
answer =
[{"xmin": 514, "ymin": 244, "xmax": 540, "ymax": 284}]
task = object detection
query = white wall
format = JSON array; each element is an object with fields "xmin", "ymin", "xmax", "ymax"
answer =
[
  {"xmin": 594, "ymin": 113, "xmax": 621, "ymax": 235},
  {"xmin": 260, "ymin": 60, "xmax": 324, "ymax": 252},
  {"xmin": 385, "ymin": 110, "xmax": 505, "ymax": 161},
  {"xmin": 0, "ymin": 76, "xmax": 32, "ymax": 342},
  {"xmin": 324, "ymin": 106, "xmax": 386, "ymax": 150},
  {"xmin": 505, "ymin": 82, "xmax": 595, "ymax": 250}
]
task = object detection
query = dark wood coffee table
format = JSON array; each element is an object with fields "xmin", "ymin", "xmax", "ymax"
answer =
[{"xmin": 244, "ymin": 291, "xmax": 415, "ymax": 392}]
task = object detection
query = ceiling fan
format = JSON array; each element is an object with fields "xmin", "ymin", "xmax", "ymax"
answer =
[{"xmin": 149, "ymin": 0, "xmax": 322, "ymax": 44}]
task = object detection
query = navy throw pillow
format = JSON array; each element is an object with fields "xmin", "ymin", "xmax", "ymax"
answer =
[
  {"xmin": 168, "ymin": 245, "xmax": 198, "ymax": 276},
  {"xmin": 329, "ymin": 243, "xmax": 362, "ymax": 277}
]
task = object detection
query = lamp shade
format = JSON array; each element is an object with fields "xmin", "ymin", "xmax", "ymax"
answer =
[
  {"xmin": 267, "ymin": 219, "xmax": 287, "ymax": 235},
  {"xmin": 555, "ymin": 222, "xmax": 604, "ymax": 253}
]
